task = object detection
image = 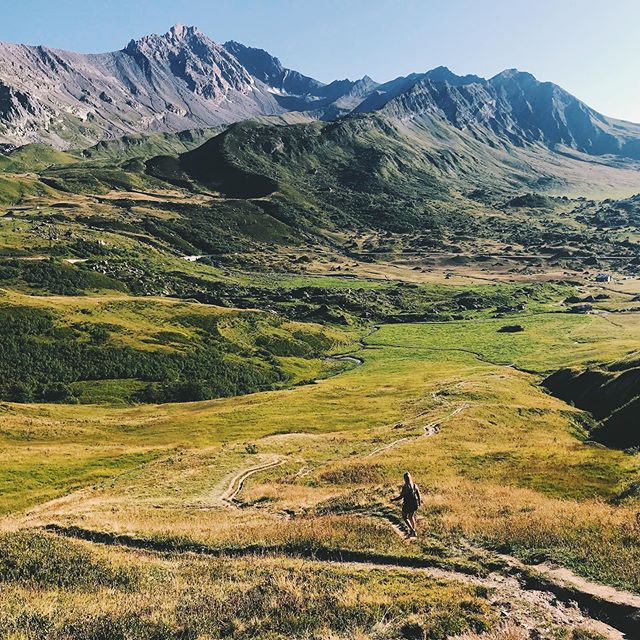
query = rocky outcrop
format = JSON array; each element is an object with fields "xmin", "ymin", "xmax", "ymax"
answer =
[
  {"xmin": 543, "ymin": 356, "xmax": 640, "ymax": 448},
  {"xmin": 0, "ymin": 25, "xmax": 283, "ymax": 148}
]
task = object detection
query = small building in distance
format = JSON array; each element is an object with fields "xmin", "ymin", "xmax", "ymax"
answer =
[{"xmin": 595, "ymin": 273, "xmax": 612, "ymax": 283}]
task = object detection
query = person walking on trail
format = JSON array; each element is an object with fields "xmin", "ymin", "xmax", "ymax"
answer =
[{"xmin": 392, "ymin": 472, "xmax": 421, "ymax": 537}]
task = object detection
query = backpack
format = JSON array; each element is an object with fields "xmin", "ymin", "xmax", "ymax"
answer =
[{"xmin": 404, "ymin": 483, "xmax": 420, "ymax": 511}]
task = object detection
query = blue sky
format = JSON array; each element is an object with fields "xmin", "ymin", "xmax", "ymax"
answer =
[{"xmin": 1, "ymin": 0, "xmax": 639, "ymax": 122}]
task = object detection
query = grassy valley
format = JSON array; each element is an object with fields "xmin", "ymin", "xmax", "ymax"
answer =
[{"xmin": 0, "ymin": 115, "xmax": 639, "ymax": 639}]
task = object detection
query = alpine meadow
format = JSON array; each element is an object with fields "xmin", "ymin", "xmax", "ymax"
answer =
[{"xmin": 0, "ymin": 9, "xmax": 640, "ymax": 640}]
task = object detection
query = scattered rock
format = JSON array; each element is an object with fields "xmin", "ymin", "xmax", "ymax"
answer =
[{"xmin": 498, "ymin": 325, "xmax": 525, "ymax": 333}]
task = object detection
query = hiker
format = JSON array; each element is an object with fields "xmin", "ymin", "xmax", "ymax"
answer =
[{"xmin": 391, "ymin": 471, "xmax": 421, "ymax": 537}]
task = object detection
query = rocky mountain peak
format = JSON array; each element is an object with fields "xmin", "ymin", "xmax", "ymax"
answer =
[
  {"xmin": 126, "ymin": 24, "xmax": 219, "ymax": 59},
  {"xmin": 168, "ymin": 23, "xmax": 200, "ymax": 40},
  {"xmin": 122, "ymin": 25, "xmax": 255, "ymax": 99},
  {"xmin": 489, "ymin": 68, "xmax": 538, "ymax": 86},
  {"xmin": 425, "ymin": 66, "xmax": 484, "ymax": 86}
]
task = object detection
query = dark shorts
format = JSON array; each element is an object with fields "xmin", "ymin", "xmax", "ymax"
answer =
[{"xmin": 402, "ymin": 508, "xmax": 417, "ymax": 517}]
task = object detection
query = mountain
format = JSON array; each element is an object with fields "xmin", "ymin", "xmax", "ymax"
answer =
[
  {"xmin": 223, "ymin": 40, "xmax": 324, "ymax": 97},
  {"xmin": 0, "ymin": 25, "xmax": 285, "ymax": 149},
  {"xmin": 223, "ymin": 40, "xmax": 379, "ymax": 117},
  {"xmin": 145, "ymin": 109, "xmax": 640, "ymax": 255},
  {"xmin": 0, "ymin": 26, "xmax": 377, "ymax": 149},
  {"xmin": 1, "ymin": 23, "xmax": 640, "ymax": 173},
  {"xmin": 356, "ymin": 68, "xmax": 640, "ymax": 160}
]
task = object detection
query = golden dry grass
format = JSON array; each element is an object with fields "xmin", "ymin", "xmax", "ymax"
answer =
[{"xmin": 1, "ymin": 307, "xmax": 639, "ymax": 640}]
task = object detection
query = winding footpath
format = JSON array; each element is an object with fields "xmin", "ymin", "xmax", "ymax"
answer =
[
  {"xmin": 43, "ymin": 520, "xmax": 637, "ymax": 639},
  {"xmin": 367, "ymin": 403, "xmax": 468, "ymax": 457},
  {"xmin": 8, "ymin": 325, "xmax": 640, "ymax": 638},
  {"xmin": 219, "ymin": 455, "xmax": 285, "ymax": 506}
]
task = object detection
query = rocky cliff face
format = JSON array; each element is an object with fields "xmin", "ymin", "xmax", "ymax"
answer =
[
  {"xmin": 361, "ymin": 68, "xmax": 640, "ymax": 160},
  {"xmin": 1, "ymin": 25, "xmax": 639, "ymax": 162},
  {"xmin": 223, "ymin": 40, "xmax": 324, "ymax": 96},
  {"xmin": 0, "ymin": 25, "xmax": 283, "ymax": 149},
  {"xmin": 0, "ymin": 26, "xmax": 381, "ymax": 149},
  {"xmin": 223, "ymin": 40, "xmax": 379, "ymax": 118}
]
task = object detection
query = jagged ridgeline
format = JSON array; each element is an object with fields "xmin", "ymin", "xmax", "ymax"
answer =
[{"xmin": 2, "ymin": 23, "xmax": 640, "ymax": 172}]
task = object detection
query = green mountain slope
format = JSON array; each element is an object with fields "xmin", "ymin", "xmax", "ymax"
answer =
[
  {"xmin": 78, "ymin": 127, "xmax": 224, "ymax": 163},
  {"xmin": 0, "ymin": 144, "xmax": 78, "ymax": 173},
  {"xmin": 145, "ymin": 114, "xmax": 640, "ymax": 254},
  {"xmin": 0, "ymin": 292, "xmax": 354, "ymax": 404}
]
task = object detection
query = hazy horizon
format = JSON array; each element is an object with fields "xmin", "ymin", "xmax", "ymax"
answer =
[{"xmin": 1, "ymin": 0, "xmax": 639, "ymax": 123}]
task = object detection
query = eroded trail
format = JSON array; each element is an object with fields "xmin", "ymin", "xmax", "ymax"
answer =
[
  {"xmin": 43, "ymin": 523, "xmax": 634, "ymax": 640},
  {"xmin": 219, "ymin": 455, "xmax": 285, "ymax": 506},
  {"xmin": 367, "ymin": 403, "xmax": 468, "ymax": 457},
  {"xmin": 178, "ymin": 453, "xmax": 286, "ymax": 510}
]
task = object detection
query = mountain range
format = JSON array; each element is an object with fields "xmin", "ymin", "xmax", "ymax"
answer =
[{"xmin": 1, "ymin": 23, "xmax": 640, "ymax": 168}]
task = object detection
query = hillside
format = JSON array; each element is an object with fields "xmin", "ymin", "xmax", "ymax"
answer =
[
  {"xmin": 146, "ymin": 115, "xmax": 640, "ymax": 259},
  {"xmin": 0, "ymin": 291, "xmax": 355, "ymax": 404},
  {"xmin": 544, "ymin": 353, "xmax": 640, "ymax": 448},
  {"xmin": 174, "ymin": 111, "xmax": 640, "ymax": 198}
]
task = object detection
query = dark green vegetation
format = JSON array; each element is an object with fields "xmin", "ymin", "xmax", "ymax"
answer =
[
  {"xmin": 147, "ymin": 116, "xmax": 640, "ymax": 262},
  {"xmin": 78, "ymin": 261, "xmax": 571, "ymax": 324},
  {"xmin": 0, "ymin": 299, "xmax": 350, "ymax": 404},
  {"xmin": 0, "ymin": 260, "xmax": 126, "ymax": 295}
]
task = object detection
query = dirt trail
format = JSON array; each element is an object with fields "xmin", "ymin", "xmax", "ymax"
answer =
[
  {"xmin": 372, "ymin": 503, "xmax": 640, "ymax": 615},
  {"xmin": 516, "ymin": 558, "xmax": 640, "ymax": 611},
  {"xmin": 373, "ymin": 507, "xmax": 639, "ymax": 614},
  {"xmin": 374, "ymin": 504, "xmax": 640, "ymax": 635},
  {"xmin": 180, "ymin": 454, "xmax": 285, "ymax": 510},
  {"xmin": 43, "ymin": 523, "xmax": 633, "ymax": 639},
  {"xmin": 368, "ymin": 403, "xmax": 467, "ymax": 457},
  {"xmin": 219, "ymin": 455, "xmax": 284, "ymax": 506}
]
